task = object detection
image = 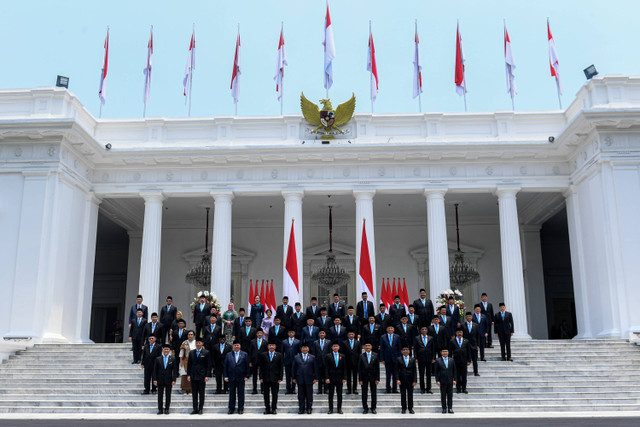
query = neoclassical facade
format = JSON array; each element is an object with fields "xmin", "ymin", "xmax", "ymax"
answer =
[{"xmin": 1, "ymin": 75, "xmax": 639, "ymax": 344}]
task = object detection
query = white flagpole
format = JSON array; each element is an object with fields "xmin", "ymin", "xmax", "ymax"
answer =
[
  {"xmin": 416, "ymin": 19, "xmax": 422, "ymax": 113},
  {"xmin": 556, "ymin": 79, "xmax": 562, "ymax": 109},
  {"xmin": 281, "ymin": 21, "xmax": 284, "ymax": 116},
  {"xmin": 369, "ymin": 20, "xmax": 374, "ymax": 114},
  {"xmin": 458, "ymin": 19, "xmax": 467, "ymax": 113}
]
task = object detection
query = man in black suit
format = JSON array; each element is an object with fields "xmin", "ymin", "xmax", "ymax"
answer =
[
  {"xmin": 249, "ymin": 328, "xmax": 268, "ymax": 394},
  {"xmin": 143, "ymin": 312, "xmax": 165, "ymax": 345},
  {"xmin": 129, "ymin": 308, "xmax": 146, "ymax": 364},
  {"xmin": 159, "ymin": 296, "xmax": 177, "ymax": 342},
  {"xmin": 187, "ymin": 337, "xmax": 210, "ymax": 414},
  {"xmin": 171, "ymin": 319, "xmax": 188, "ymax": 357},
  {"xmin": 439, "ymin": 306, "xmax": 455, "ymax": 339},
  {"xmin": 224, "ymin": 340, "xmax": 250, "ymax": 414},
  {"xmin": 462, "ymin": 312, "xmax": 481, "ymax": 376},
  {"xmin": 494, "ymin": 302, "xmax": 514, "ymax": 361},
  {"xmin": 128, "ymin": 294, "xmax": 148, "ymax": 330},
  {"xmin": 153, "ymin": 344, "xmax": 177, "ymax": 415},
  {"xmin": 413, "ymin": 289, "xmax": 434, "ymax": 329},
  {"xmin": 292, "ymin": 343, "xmax": 317, "ymax": 414},
  {"xmin": 312, "ymin": 330, "xmax": 331, "ymax": 394},
  {"xmin": 282, "ymin": 329, "xmax": 301, "ymax": 394},
  {"xmin": 193, "ymin": 295, "xmax": 211, "ymax": 340},
  {"xmin": 232, "ymin": 308, "xmax": 247, "ymax": 340},
  {"xmin": 435, "ymin": 348, "xmax": 456, "ymax": 414},
  {"xmin": 343, "ymin": 306, "xmax": 361, "ymax": 338},
  {"xmin": 328, "ymin": 316, "xmax": 347, "ymax": 348},
  {"xmin": 324, "ymin": 342, "xmax": 346, "ymax": 414},
  {"xmin": 327, "ymin": 293, "xmax": 346, "ymax": 322},
  {"xmin": 428, "ymin": 315, "xmax": 447, "ymax": 355},
  {"xmin": 342, "ymin": 331, "xmax": 360, "ymax": 394},
  {"xmin": 480, "ymin": 293, "xmax": 495, "ymax": 348},
  {"xmin": 375, "ymin": 304, "xmax": 391, "ymax": 331},
  {"xmin": 291, "ymin": 303, "xmax": 306, "ymax": 339},
  {"xmin": 414, "ymin": 326, "xmax": 435, "ymax": 394},
  {"xmin": 276, "ymin": 296, "xmax": 294, "ymax": 330},
  {"xmin": 204, "ymin": 315, "xmax": 222, "ymax": 353},
  {"xmin": 356, "ymin": 292, "xmax": 375, "ymax": 325},
  {"xmin": 388, "ymin": 296, "xmax": 406, "ymax": 328},
  {"xmin": 260, "ymin": 339, "xmax": 284, "ymax": 414},
  {"xmin": 315, "ymin": 307, "xmax": 332, "ymax": 332},
  {"xmin": 211, "ymin": 336, "xmax": 231, "ymax": 394},
  {"xmin": 472, "ymin": 304, "xmax": 490, "ymax": 362},
  {"xmin": 396, "ymin": 345, "xmax": 417, "ymax": 414},
  {"xmin": 358, "ymin": 341, "xmax": 380, "ymax": 414},
  {"xmin": 269, "ymin": 317, "xmax": 287, "ymax": 352},
  {"xmin": 141, "ymin": 335, "xmax": 161, "ymax": 394},
  {"xmin": 446, "ymin": 296, "xmax": 461, "ymax": 327},
  {"xmin": 397, "ymin": 315, "xmax": 416, "ymax": 356},
  {"xmin": 379, "ymin": 325, "xmax": 401, "ymax": 393},
  {"xmin": 449, "ymin": 327, "xmax": 472, "ymax": 393},
  {"xmin": 305, "ymin": 297, "xmax": 320, "ymax": 321},
  {"xmin": 362, "ymin": 315, "xmax": 381, "ymax": 353},
  {"xmin": 301, "ymin": 318, "xmax": 319, "ymax": 347},
  {"xmin": 238, "ymin": 318, "xmax": 256, "ymax": 354},
  {"xmin": 407, "ymin": 305, "xmax": 420, "ymax": 332}
]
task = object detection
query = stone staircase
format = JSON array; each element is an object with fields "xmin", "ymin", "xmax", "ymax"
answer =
[{"xmin": 0, "ymin": 340, "xmax": 639, "ymax": 414}]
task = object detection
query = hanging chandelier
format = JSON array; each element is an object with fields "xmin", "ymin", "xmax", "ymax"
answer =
[
  {"xmin": 449, "ymin": 203, "xmax": 480, "ymax": 287},
  {"xmin": 185, "ymin": 207, "xmax": 212, "ymax": 289},
  {"xmin": 311, "ymin": 206, "xmax": 351, "ymax": 293}
]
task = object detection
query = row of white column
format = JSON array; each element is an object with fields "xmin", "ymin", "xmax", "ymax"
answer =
[{"xmin": 136, "ymin": 187, "xmax": 530, "ymax": 338}]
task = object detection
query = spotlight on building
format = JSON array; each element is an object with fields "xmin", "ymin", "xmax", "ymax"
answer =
[
  {"xmin": 583, "ymin": 65, "xmax": 598, "ymax": 80},
  {"xmin": 56, "ymin": 75, "xmax": 69, "ymax": 88},
  {"xmin": 105, "ymin": 143, "xmax": 112, "ymax": 150},
  {"xmin": 548, "ymin": 136, "xmax": 555, "ymax": 143}
]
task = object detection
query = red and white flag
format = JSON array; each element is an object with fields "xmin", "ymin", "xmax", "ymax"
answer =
[
  {"xmin": 379, "ymin": 278, "xmax": 386, "ymax": 307},
  {"xmin": 402, "ymin": 278, "xmax": 410, "ymax": 314},
  {"xmin": 143, "ymin": 26, "xmax": 153, "ymax": 106},
  {"xmin": 98, "ymin": 27, "xmax": 109, "ymax": 105},
  {"xmin": 274, "ymin": 26, "xmax": 288, "ymax": 101},
  {"xmin": 269, "ymin": 280, "xmax": 277, "ymax": 312},
  {"xmin": 248, "ymin": 279, "xmax": 255, "ymax": 316},
  {"xmin": 183, "ymin": 28, "xmax": 196, "ymax": 101},
  {"xmin": 366, "ymin": 27, "xmax": 379, "ymax": 102},
  {"xmin": 230, "ymin": 30, "xmax": 241, "ymax": 105},
  {"xmin": 548, "ymin": 19, "xmax": 563, "ymax": 95},
  {"xmin": 358, "ymin": 219, "xmax": 375, "ymax": 304},
  {"xmin": 260, "ymin": 279, "xmax": 265, "ymax": 303},
  {"xmin": 454, "ymin": 22, "xmax": 466, "ymax": 96},
  {"xmin": 323, "ymin": 2, "xmax": 336, "ymax": 90},
  {"xmin": 413, "ymin": 24, "xmax": 422, "ymax": 99},
  {"xmin": 504, "ymin": 23, "xmax": 517, "ymax": 99},
  {"xmin": 283, "ymin": 219, "xmax": 300, "ymax": 304},
  {"xmin": 386, "ymin": 278, "xmax": 392, "ymax": 309}
]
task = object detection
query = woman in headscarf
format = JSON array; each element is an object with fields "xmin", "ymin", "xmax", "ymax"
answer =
[
  {"xmin": 178, "ymin": 330, "xmax": 196, "ymax": 394},
  {"xmin": 222, "ymin": 303, "xmax": 237, "ymax": 343}
]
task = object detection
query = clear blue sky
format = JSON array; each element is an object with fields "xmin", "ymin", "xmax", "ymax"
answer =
[{"xmin": 1, "ymin": 0, "xmax": 637, "ymax": 118}]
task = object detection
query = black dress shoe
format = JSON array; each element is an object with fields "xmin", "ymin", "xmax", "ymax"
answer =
[
  {"xmin": 481, "ymin": 359, "xmax": 487, "ymax": 362},
  {"xmin": 338, "ymin": 410, "xmax": 343, "ymax": 414},
  {"xmin": 306, "ymin": 409, "xmax": 312, "ymax": 414},
  {"xmin": 409, "ymin": 409, "xmax": 415, "ymax": 414},
  {"xmin": 298, "ymin": 410, "xmax": 304, "ymax": 414},
  {"xmin": 462, "ymin": 390, "xmax": 468, "ymax": 394},
  {"xmin": 151, "ymin": 390, "xmax": 157, "ymax": 394},
  {"xmin": 427, "ymin": 390, "xmax": 433, "ymax": 394},
  {"xmin": 164, "ymin": 409, "xmax": 170, "ymax": 415},
  {"xmin": 392, "ymin": 390, "xmax": 399, "ymax": 394},
  {"xmin": 328, "ymin": 410, "xmax": 333, "ymax": 414},
  {"xmin": 353, "ymin": 390, "xmax": 358, "ymax": 394},
  {"xmin": 401, "ymin": 410, "xmax": 406, "ymax": 414},
  {"xmin": 474, "ymin": 373, "xmax": 480, "ymax": 376},
  {"xmin": 272, "ymin": 410, "xmax": 277, "ymax": 415},
  {"xmin": 198, "ymin": 410, "xmax": 203, "ymax": 415},
  {"xmin": 132, "ymin": 361, "xmax": 138, "ymax": 364},
  {"xmin": 142, "ymin": 391, "xmax": 150, "ymax": 395},
  {"xmin": 508, "ymin": 358, "xmax": 513, "ymax": 361},
  {"xmin": 157, "ymin": 410, "xmax": 163, "ymax": 415},
  {"xmin": 502, "ymin": 357, "xmax": 506, "ymax": 361},
  {"xmin": 264, "ymin": 410, "xmax": 270, "ymax": 415},
  {"xmin": 238, "ymin": 409, "xmax": 243, "ymax": 415},
  {"xmin": 363, "ymin": 409, "xmax": 369, "ymax": 414},
  {"xmin": 346, "ymin": 391, "xmax": 351, "ymax": 395},
  {"xmin": 442, "ymin": 409, "xmax": 447, "ymax": 414},
  {"xmin": 252, "ymin": 390, "xmax": 258, "ymax": 395},
  {"xmin": 228, "ymin": 409, "xmax": 234, "ymax": 414},
  {"xmin": 191, "ymin": 410, "xmax": 198, "ymax": 415},
  {"xmin": 448, "ymin": 409, "xmax": 454, "ymax": 414},
  {"xmin": 420, "ymin": 389, "xmax": 425, "ymax": 394},
  {"xmin": 371, "ymin": 409, "xmax": 377, "ymax": 414}
]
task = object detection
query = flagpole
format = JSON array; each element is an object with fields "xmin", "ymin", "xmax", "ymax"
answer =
[
  {"xmin": 188, "ymin": 23, "xmax": 195, "ymax": 117},
  {"xmin": 280, "ymin": 21, "xmax": 284, "ymax": 116},
  {"xmin": 458, "ymin": 19, "xmax": 467, "ymax": 112},
  {"xmin": 416, "ymin": 19, "xmax": 422, "ymax": 113},
  {"xmin": 369, "ymin": 20, "xmax": 374, "ymax": 114},
  {"xmin": 99, "ymin": 25, "xmax": 109, "ymax": 119},
  {"xmin": 556, "ymin": 79, "xmax": 563, "ymax": 109}
]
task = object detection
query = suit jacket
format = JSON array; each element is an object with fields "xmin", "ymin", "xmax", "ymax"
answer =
[
  {"xmin": 434, "ymin": 357, "xmax": 456, "ymax": 385},
  {"xmin": 250, "ymin": 304, "xmax": 265, "ymax": 328},
  {"xmin": 379, "ymin": 333, "xmax": 402, "ymax": 364},
  {"xmin": 305, "ymin": 305, "xmax": 320, "ymax": 321},
  {"xmin": 233, "ymin": 316, "xmax": 248, "ymax": 338},
  {"xmin": 342, "ymin": 338, "xmax": 361, "ymax": 367},
  {"xmin": 328, "ymin": 301, "xmax": 346, "ymax": 321},
  {"xmin": 193, "ymin": 303, "xmax": 211, "ymax": 326},
  {"xmin": 301, "ymin": 325, "xmax": 319, "ymax": 346},
  {"xmin": 314, "ymin": 316, "xmax": 332, "ymax": 332},
  {"xmin": 269, "ymin": 324, "xmax": 288, "ymax": 352},
  {"xmin": 407, "ymin": 313, "xmax": 421, "ymax": 331},
  {"xmin": 159, "ymin": 305, "xmax": 178, "ymax": 330},
  {"xmin": 397, "ymin": 323, "xmax": 416, "ymax": 350},
  {"xmin": 187, "ymin": 348, "xmax": 211, "ymax": 381},
  {"xmin": 412, "ymin": 298, "xmax": 434, "ymax": 327},
  {"xmin": 312, "ymin": 339, "xmax": 332, "ymax": 369},
  {"xmin": 480, "ymin": 301, "xmax": 495, "ymax": 323},
  {"xmin": 324, "ymin": 352, "xmax": 347, "ymax": 381},
  {"xmin": 249, "ymin": 337, "xmax": 269, "ymax": 365},
  {"xmin": 203, "ymin": 323, "xmax": 222, "ymax": 349},
  {"xmin": 439, "ymin": 314, "xmax": 456, "ymax": 338},
  {"xmin": 358, "ymin": 352, "xmax": 380, "ymax": 382},
  {"xmin": 462, "ymin": 322, "xmax": 481, "ymax": 348},
  {"xmin": 260, "ymin": 351, "xmax": 284, "ymax": 382},
  {"xmin": 328, "ymin": 324, "xmax": 347, "ymax": 345},
  {"xmin": 396, "ymin": 355, "xmax": 417, "ymax": 384},
  {"xmin": 413, "ymin": 334, "xmax": 436, "ymax": 363},
  {"xmin": 291, "ymin": 312, "xmax": 307, "ymax": 337},
  {"xmin": 356, "ymin": 300, "xmax": 375, "ymax": 322},
  {"xmin": 212, "ymin": 342, "xmax": 232, "ymax": 369},
  {"xmin": 471, "ymin": 312, "xmax": 489, "ymax": 337},
  {"xmin": 238, "ymin": 326, "xmax": 257, "ymax": 353},
  {"xmin": 143, "ymin": 322, "xmax": 164, "ymax": 344},
  {"xmin": 446, "ymin": 304, "xmax": 461, "ymax": 325},
  {"xmin": 343, "ymin": 315, "xmax": 361, "ymax": 335},
  {"xmin": 275, "ymin": 305, "xmax": 294, "ymax": 329},
  {"xmin": 388, "ymin": 304, "xmax": 407, "ymax": 327},
  {"xmin": 224, "ymin": 350, "xmax": 250, "ymax": 381},
  {"xmin": 129, "ymin": 304, "xmax": 148, "ymax": 325},
  {"xmin": 449, "ymin": 337, "xmax": 472, "ymax": 364},
  {"xmin": 142, "ymin": 342, "xmax": 162, "ymax": 369},
  {"xmin": 427, "ymin": 324, "xmax": 447, "ymax": 352},
  {"xmin": 153, "ymin": 354, "xmax": 178, "ymax": 385},
  {"xmin": 361, "ymin": 323, "xmax": 381, "ymax": 352},
  {"xmin": 282, "ymin": 337, "xmax": 301, "ymax": 366},
  {"xmin": 291, "ymin": 353, "xmax": 317, "ymax": 384},
  {"xmin": 129, "ymin": 317, "xmax": 147, "ymax": 340},
  {"xmin": 375, "ymin": 313, "xmax": 391, "ymax": 331},
  {"xmin": 171, "ymin": 328, "xmax": 188, "ymax": 353},
  {"xmin": 494, "ymin": 311, "xmax": 514, "ymax": 337}
]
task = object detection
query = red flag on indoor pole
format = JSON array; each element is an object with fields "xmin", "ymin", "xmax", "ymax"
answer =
[
  {"xmin": 386, "ymin": 278, "xmax": 392, "ymax": 309},
  {"xmin": 260, "ymin": 280, "xmax": 265, "ymax": 303},
  {"xmin": 269, "ymin": 280, "xmax": 276, "ymax": 311},
  {"xmin": 403, "ymin": 278, "xmax": 410, "ymax": 313},
  {"xmin": 454, "ymin": 21, "xmax": 467, "ymax": 111},
  {"xmin": 248, "ymin": 279, "xmax": 255, "ymax": 316},
  {"xmin": 284, "ymin": 219, "xmax": 300, "ymax": 304},
  {"xmin": 358, "ymin": 219, "xmax": 375, "ymax": 304}
]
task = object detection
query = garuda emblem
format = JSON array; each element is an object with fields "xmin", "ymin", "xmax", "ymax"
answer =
[{"xmin": 301, "ymin": 92, "xmax": 356, "ymax": 137}]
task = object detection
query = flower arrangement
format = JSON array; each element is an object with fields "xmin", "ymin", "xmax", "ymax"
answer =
[
  {"xmin": 436, "ymin": 289, "xmax": 465, "ymax": 313},
  {"xmin": 190, "ymin": 290, "xmax": 221, "ymax": 315}
]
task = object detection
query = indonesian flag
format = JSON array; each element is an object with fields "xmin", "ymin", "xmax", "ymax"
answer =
[
  {"xmin": 143, "ymin": 26, "xmax": 153, "ymax": 105},
  {"xmin": 248, "ymin": 279, "xmax": 255, "ymax": 316},
  {"xmin": 183, "ymin": 29, "xmax": 196, "ymax": 100},
  {"xmin": 504, "ymin": 24, "xmax": 517, "ymax": 98},
  {"xmin": 366, "ymin": 29, "xmax": 379, "ymax": 102},
  {"xmin": 98, "ymin": 28, "xmax": 109, "ymax": 105},
  {"xmin": 386, "ymin": 278, "xmax": 392, "ymax": 309},
  {"xmin": 358, "ymin": 219, "xmax": 375, "ymax": 304},
  {"xmin": 379, "ymin": 278, "xmax": 386, "ymax": 307},
  {"xmin": 284, "ymin": 220, "xmax": 300, "ymax": 303},
  {"xmin": 454, "ymin": 22, "xmax": 466, "ymax": 96},
  {"xmin": 260, "ymin": 279, "xmax": 265, "ymax": 303},
  {"xmin": 402, "ymin": 278, "xmax": 410, "ymax": 314},
  {"xmin": 274, "ymin": 27, "xmax": 288, "ymax": 101},
  {"xmin": 392, "ymin": 278, "xmax": 397, "ymax": 301},
  {"xmin": 269, "ymin": 280, "xmax": 277, "ymax": 311},
  {"xmin": 323, "ymin": 2, "xmax": 336, "ymax": 90},
  {"xmin": 548, "ymin": 19, "xmax": 563, "ymax": 95},
  {"xmin": 231, "ymin": 31, "xmax": 241, "ymax": 105},
  {"xmin": 413, "ymin": 25, "xmax": 422, "ymax": 99}
]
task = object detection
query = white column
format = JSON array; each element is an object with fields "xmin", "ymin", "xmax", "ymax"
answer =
[
  {"xmin": 211, "ymin": 191, "xmax": 233, "ymax": 307},
  {"xmin": 74, "ymin": 193, "xmax": 101, "ymax": 343},
  {"xmin": 354, "ymin": 190, "xmax": 377, "ymax": 304},
  {"xmin": 282, "ymin": 190, "xmax": 304, "ymax": 305},
  {"xmin": 521, "ymin": 225, "xmax": 548, "ymax": 339},
  {"xmin": 138, "ymin": 191, "xmax": 165, "ymax": 317},
  {"xmin": 424, "ymin": 187, "xmax": 450, "ymax": 303},
  {"xmin": 495, "ymin": 185, "xmax": 531, "ymax": 339}
]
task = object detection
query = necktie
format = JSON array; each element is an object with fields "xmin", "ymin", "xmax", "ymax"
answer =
[
  {"xmin": 270, "ymin": 352, "xmax": 274, "ymax": 362},
  {"xmin": 483, "ymin": 302, "xmax": 487, "ymax": 310},
  {"xmin": 197, "ymin": 350, "xmax": 200, "ymax": 358},
  {"xmin": 303, "ymin": 354, "xmax": 307, "ymax": 362},
  {"xmin": 442, "ymin": 316, "xmax": 446, "ymax": 324},
  {"xmin": 337, "ymin": 326, "xmax": 340, "ymax": 335},
  {"xmin": 468, "ymin": 323, "xmax": 472, "ymax": 333},
  {"xmin": 258, "ymin": 339, "xmax": 261, "ymax": 349},
  {"xmin": 435, "ymin": 325, "xmax": 439, "ymax": 334},
  {"xmin": 137, "ymin": 318, "xmax": 140, "ymax": 326},
  {"xmin": 164, "ymin": 356, "xmax": 168, "ymax": 369},
  {"xmin": 396, "ymin": 304, "xmax": 399, "ymax": 309},
  {"xmin": 335, "ymin": 353, "xmax": 339, "ymax": 367},
  {"xmin": 309, "ymin": 326, "xmax": 312, "ymax": 335},
  {"xmin": 381, "ymin": 314, "xmax": 385, "ymax": 320},
  {"xmin": 211, "ymin": 325, "xmax": 214, "ymax": 333},
  {"xmin": 321, "ymin": 340, "xmax": 324, "ymax": 351},
  {"xmin": 405, "ymin": 356, "xmax": 409, "ymax": 367},
  {"xmin": 179, "ymin": 330, "xmax": 183, "ymax": 339},
  {"xmin": 151, "ymin": 323, "xmax": 155, "ymax": 333},
  {"xmin": 367, "ymin": 353, "xmax": 371, "ymax": 363},
  {"xmin": 350, "ymin": 340, "xmax": 353, "ymax": 349},
  {"xmin": 200, "ymin": 303, "xmax": 204, "ymax": 311},
  {"xmin": 370, "ymin": 324, "xmax": 374, "ymax": 333},
  {"xmin": 476, "ymin": 314, "xmax": 480, "ymax": 323},
  {"xmin": 246, "ymin": 327, "xmax": 250, "ymax": 335},
  {"xmin": 275, "ymin": 326, "xmax": 279, "ymax": 335},
  {"xmin": 235, "ymin": 352, "xmax": 239, "ymax": 363},
  {"xmin": 423, "ymin": 336, "xmax": 427, "ymax": 346},
  {"xmin": 335, "ymin": 303, "xmax": 338, "ymax": 311},
  {"xmin": 502, "ymin": 312, "xmax": 505, "ymax": 320},
  {"xmin": 313, "ymin": 306, "xmax": 316, "ymax": 314},
  {"xmin": 297, "ymin": 313, "xmax": 300, "ymax": 318},
  {"xmin": 458, "ymin": 338, "xmax": 462, "ymax": 347},
  {"xmin": 240, "ymin": 317, "xmax": 243, "ymax": 326},
  {"xmin": 421, "ymin": 299, "xmax": 425, "ymax": 306},
  {"xmin": 403, "ymin": 324, "xmax": 407, "ymax": 332},
  {"xmin": 221, "ymin": 344, "xmax": 224, "ymax": 353},
  {"xmin": 150, "ymin": 344, "xmax": 153, "ymax": 353},
  {"xmin": 389, "ymin": 335, "xmax": 393, "ymax": 345},
  {"xmin": 410, "ymin": 314, "xmax": 413, "ymax": 323},
  {"xmin": 289, "ymin": 338, "xmax": 293, "ymax": 345},
  {"xmin": 444, "ymin": 357, "xmax": 448, "ymax": 369},
  {"xmin": 364, "ymin": 304, "xmax": 368, "ymax": 318},
  {"xmin": 167, "ymin": 305, "xmax": 170, "ymax": 311}
]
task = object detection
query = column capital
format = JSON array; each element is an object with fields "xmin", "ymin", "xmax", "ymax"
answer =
[
  {"xmin": 424, "ymin": 186, "xmax": 448, "ymax": 199},
  {"xmin": 139, "ymin": 191, "xmax": 165, "ymax": 203},
  {"xmin": 494, "ymin": 184, "xmax": 521, "ymax": 198},
  {"xmin": 86, "ymin": 192, "xmax": 102, "ymax": 206},
  {"xmin": 282, "ymin": 190, "xmax": 305, "ymax": 201},
  {"xmin": 353, "ymin": 189, "xmax": 376, "ymax": 200},
  {"xmin": 562, "ymin": 185, "xmax": 577, "ymax": 199},
  {"xmin": 210, "ymin": 190, "xmax": 234, "ymax": 202}
]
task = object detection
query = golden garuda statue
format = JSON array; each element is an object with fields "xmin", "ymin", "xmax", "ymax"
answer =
[{"xmin": 300, "ymin": 92, "xmax": 356, "ymax": 136}]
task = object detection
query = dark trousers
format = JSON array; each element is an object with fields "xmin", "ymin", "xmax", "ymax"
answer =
[
  {"xmin": 486, "ymin": 324, "xmax": 493, "ymax": 346},
  {"xmin": 157, "ymin": 383, "xmax": 172, "ymax": 410},
  {"xmin": 132, "ymin": 338, "xmax": 142, "ymax": 362},
  {"xmin": 251, "ymin": 364, "xmax": 262, "ymax": 392},
  {"xmin": 470, "ymin": 346, "xmax": 479, "ymax": 374},
  {"xmin": 263, "ymin": 381, "xmax": 279, "ymax": 411},
  {"xmin": 297, "ymin": 383, "xmax": 314, "ymax": 411},
  {"xmin": 214, "ymin": 365, "xmax": 228, "ymax": 393},
  {"xmin": 317, "ymin": 366, "xmax": 327, "ymax": 393},
  {"xmin": 385, "ymin": 361, "xmax": 398, "ymax": 392},
  {"xmin": 284, "ymin": 364, "xmax": 295, "ymax": 393},
  {"xmin": 346, "ymin": 363, "xmax": 358, "ymax": 392},
  {"xmin": 455, "ymin": 362, "xmax": 468, "ymax": 391},
  {"xmin": 417, "ymin": 359, "xmax": 432, "ymax": 391},
  {"xmin": 191, "ymin": 379, "xmax": 206, "ymax": 411},
  {"xmin": 479, "ymin": 335, "xmax": 486, "ymax": 360},
  {"xmin": 400, "ymin": 382, "xmax": 414, "ymax": 410},
  {"xmin": 228, "ymin": 379, "xmax": 245, "ymax": 411},
  {"xmin": 327, "ymin": 380, "xmax": 343, "ymax": 411},
  {"xmin": 195, "ymin": 324, "xmax": 204, "ymax": 340},
  {"xmin": 143, "ymin": 366, "xmax": 156, "ymax": 392},
  {"xmin": 360, "ymin": 379, "xmax": 377, "ymax": 410},
  {"xmin": 440, "ymin": 382, "xmax": 453, "ymax": 409},
  {"xmin": 498, "ymin": 334, "xmax": 511, "ymax": 359}
]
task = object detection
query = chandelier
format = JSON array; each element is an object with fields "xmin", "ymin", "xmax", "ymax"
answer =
[
  {"xmin": 185, "ymin": 207, "xmax": 212, "ymax": 289},
  {"xmin": 311, "ymin": 206, "xmax": 350, "ymax": 293},
  {"xmin": 449, "ymin": 203, "xmax": 480, "ymax": 287}
]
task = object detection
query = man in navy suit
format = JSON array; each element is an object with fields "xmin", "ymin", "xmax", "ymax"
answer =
[
  {"xmin": 312, "ymin": 330, "xmax": 331, "ymax": 394},
  {"xmin": 187, "ymin": 337, "xmax": 210, "ymax": 414},
  {"xmin": 362, "ymin": 315, "xmax": 381, "ymax": 352},
  {"xmin": 327, "ymin": 293, "xmax": 346, "ymax": 322},
  {"xmin": 292, "ymin": 343, "xmax": 318, "ymax": 414},
  {"xmin": 143, "ymin": 312, "xmax": 164, "ymax": 345},
  {"xmin": 260, "ymin": 339, "xmax": 284, "ymax": 414},
  {"xmin": 211, "ymin": 336, "xmax": 231, "ymax": 394},
  {"xmin": 494, "ymin": 302, "xmax": 514, "ymax": 361},
  {"xmin": 282, "ymin": 329, "xmax": 301, "ymax": 394},
  {"xmin": 224, "ymin": 340, "xmax": 250, "ymax": 414},
  {"xmin": 128, "ymin": 294, "xmax": 148, "ymax": 329},
  {"xmin": 472, "ymin": 304, "xmax": 489, "ymax": 361},
  {"xmin": 342, "ymin": 331, "xmax": 361, "ymax": 394},
  {"xmin": 428, "ymin": 315, "xmax": 447, "ymax": 355},
  {"xmin": 379, "ymin": 325, "xmax": 401, "ymax": 393},
  {"xmin": 153, "ymin": 344, "xmax": 177, "ymax": 415},
  {"xmin": 324, "ymin": 342, "xmax": 346, "ymax": 414},
  {"xmin": 328, "ymin": 317, "xmax": 347, "ymax": 348},
  {"xmin": 291, "ymin": 303, "xmax": 306, "ymax": 339},
  {"xmin": 356, "ymin": 292, "xmax": 375, "ymax": 326},
  {"xmin": 343, "ymin": 306, "xmax": 361, "ymax": 338},
  {"xmin": 193, "ymin": 295, "xmax": 211, "ymax": 340},
  {"xmin": 315, "ymin": 307, "xmax": 332, "ymax": 332},
  {"xmin": 446, "ymin": 297, "xmax": 461, "ymax": 327},
  {"xmin": 301, "ymin": 318, "xmax": 319, "ymax": 347},
  {"xmin": 388, "ymin": 296, "xmax": 406, "ymax": 329},
  {"xmin": 305, "ymin": 297, "xmax": 320, "ymax": 321},
  {"xmin": 435, "ymin": 348, "xmax": 456, "ymax": 414}
]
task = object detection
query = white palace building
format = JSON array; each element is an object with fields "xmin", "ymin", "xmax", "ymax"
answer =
[{"xmin": 1, "ymin": 75, "xmax": 640, "ymax": 345}]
